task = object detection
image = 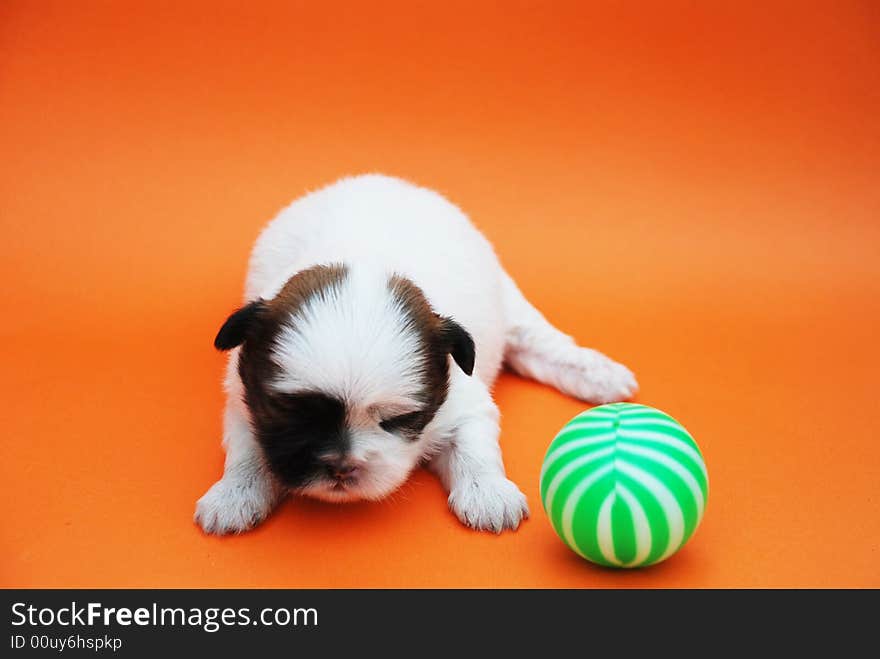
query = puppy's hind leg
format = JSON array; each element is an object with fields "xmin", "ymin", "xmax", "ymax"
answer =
[
  {"xmin": 194, "ymin": 399, "xmax": 286, "ymax": 535},
  {"xmin": 501, "ymin": 271, "xmax": 638, "ymax": 403}
]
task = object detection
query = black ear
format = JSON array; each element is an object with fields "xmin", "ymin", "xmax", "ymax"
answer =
[
  {"xmin": 438, "ymin": 317, "xmax": 475, "ymax": 376},
  {"xmin": 214, "ymin": 301, "xmax": 266, "ymax": 351}
]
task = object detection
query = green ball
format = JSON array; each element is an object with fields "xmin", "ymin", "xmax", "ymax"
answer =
[{"xmin": 540, "ymin": 403, "xmax": 708, "ymax": 568}]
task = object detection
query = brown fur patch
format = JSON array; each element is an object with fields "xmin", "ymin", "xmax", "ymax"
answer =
[
  {"xmin": 237, "ymin": 264, "xmax": 349, "ymax": 420},
  {"xmin": 387, "ymin": 274, "xmax": 453, "ymax": 434},
  {"xmin": 265, "ymin": 263, "xmax": 349, "ymax": 320}
]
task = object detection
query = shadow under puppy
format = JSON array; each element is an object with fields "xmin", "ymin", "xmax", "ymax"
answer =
[{"xmin": 196, "ymin": 174, "xmax": 637, "ymax": 534}]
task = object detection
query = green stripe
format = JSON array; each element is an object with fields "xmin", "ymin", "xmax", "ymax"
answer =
[
  {"xmin": 544, "ymin": 448, "xmax": 615, "ymax": 522},
  {"xmin": 616, "ymin": 429, "xmax": 707, "ymax": 486},
  {"xmin": 540, "ymin": 441, "xmax": 615, "ymax": 500},
  {"xmin": 615, "ymin": 470, "xmax": 669, "ymax": 566},
  {"xmin": 618, "ymin": 439, "xmax": 708, "ymax": 502},
  {"xmin": 619, "ymin": 452, "xmax": 701, "ymax": 540},
  {"xmin": 567, "ymin": 471, "xmax": 615, "ymax": 564},
  {"xmin": 610, "ymin": 488, "xmax": 637, "ymax": 565}
]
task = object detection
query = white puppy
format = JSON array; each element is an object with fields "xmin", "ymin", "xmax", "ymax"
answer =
[{"xmin": 195, "ymin": 174, "xmax": 637, "ymax": 534}]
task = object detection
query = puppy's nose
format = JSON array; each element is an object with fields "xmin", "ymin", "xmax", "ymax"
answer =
[{"xmin": 325, "ymin": 461, "xmax": 359, "ymax": 480}]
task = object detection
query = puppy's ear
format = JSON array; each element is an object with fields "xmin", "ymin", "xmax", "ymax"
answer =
[
  {"xmin": 438, "ymin": 317, "xmax": 475, "ymax": 376},
  {"xmin": 214, "ymin": 300, "xmax": 266, "ymax": 351}
]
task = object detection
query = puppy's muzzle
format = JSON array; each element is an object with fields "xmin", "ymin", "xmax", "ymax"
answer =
[{"xmin": 323, "ymin": 458, "xmax": 361, "ymax": 483}]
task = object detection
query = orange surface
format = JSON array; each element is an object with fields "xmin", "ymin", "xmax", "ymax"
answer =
[{"xmin": 2, "ymin": 1, "xmax": 879, "ymax": 588}]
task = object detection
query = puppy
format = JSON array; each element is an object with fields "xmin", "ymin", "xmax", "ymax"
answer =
[{"xmin": 195, "ymin": 174, "xmax": 637, "ymax": 534}]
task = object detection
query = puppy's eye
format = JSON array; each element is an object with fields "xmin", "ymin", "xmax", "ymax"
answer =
[{"xmin": 379, "ymin": 411, "xmax": 422, "ymax": 433}]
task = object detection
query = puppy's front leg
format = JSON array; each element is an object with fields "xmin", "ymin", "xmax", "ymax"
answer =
[
  {"xmin": 194, "ymin": 401, "xmax": 285, "ymax": 535},
  {"xmin": 429, "ymin": 375, "xmax": 529, "ymax": 533}
]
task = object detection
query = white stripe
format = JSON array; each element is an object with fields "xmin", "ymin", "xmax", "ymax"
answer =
[
  {"xmin": 613, "ymin": 404, "xmax": 648, "ymax": 412},
  {"xmin": 573, "ymin": 409, "xmax": 617, "ymax": 422},
  {"xmin": 591, "ymin": 405, "xmax": 623, "ymax": 414},
  {"xmin": 564, "ymin": 420, "xmax": 616, "ymax": 431},
  {"xmin": 616, "ymin": 483, "xmax": 652, "ymax": 567},
  {"xmin": 620, "ymin": 417, "xmax": 687, "ymax": 433},
  {"xmin": 616, "ymin": 460, "xmax": 686, "ymax": 563},
  {"xmin": 539, "ymin": 433, "xmax": 616, "ymax": 481},
  {"xmin": 542, "ymin": 446, "xmax": 615, "ymax": 513},
  {"xmin": 596, "ymin": 491, "xmax": 620, "ymax": 566},
  {"xmin": 616, "ymin": 429, "xmax": 707, "ymax": 480},
  {"xmin": 618, "ymin": 442, "xmax": 706, "ymax": 518},
  {"xmin": 554, "ymin": 421, "xmax": 616, "ymax": 441},
  {"xmin": 560, "ymin": 463, "xmax": 614, "ymax": 559}
]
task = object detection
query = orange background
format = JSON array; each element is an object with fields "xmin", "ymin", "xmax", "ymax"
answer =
[{"xmin": 1, "ymin": 1, "xmax": 878, "ymax": 588}]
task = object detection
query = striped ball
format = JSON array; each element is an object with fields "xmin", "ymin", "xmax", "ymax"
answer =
[{"xmin": 540, "ymin": 403, "xmax": 708, "ymax": 568}]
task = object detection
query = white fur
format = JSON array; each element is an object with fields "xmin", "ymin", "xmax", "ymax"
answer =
[
  {"xmin": 194, "ymin": 396, "xmax": 285, "ymax": 534},
  {"xmin": 270, "ymin": 264, "xmax": 426, "ymax": 404},
  {"xmin": 195, "ymin": 174, "xmax": 637, "ymax": 535}
]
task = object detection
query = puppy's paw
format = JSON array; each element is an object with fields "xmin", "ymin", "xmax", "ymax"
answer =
[
  {"xmin": 194, "ymin": 475, "xmax": 281, "ymax": 535},
  {"xmin": 448, "ymin": 476, "xmax": 529, "ymax": 533},
  {"xmin": 559, "ymin": 349, "xmax": 638, "ymax": 404}
]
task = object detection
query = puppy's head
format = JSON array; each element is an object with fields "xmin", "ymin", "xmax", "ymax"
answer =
[{"xmin": 215, "ymin": 264, "xmax": 474, "ymax": 502}]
